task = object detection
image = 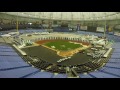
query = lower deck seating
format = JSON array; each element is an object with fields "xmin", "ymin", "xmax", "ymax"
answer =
[
  {"xmin": 25, "ymin": 72, "xmax": 44, "ymax": 78},
  {"xmin": 108, "ymin": 59, "xmax": 120, "ymax": 63},
  {"xmin": 0, "ymin": 67, "xmax": 39, "ymax": 78},
  {"xmin": 0, "ymin": 62, "xmax": 30, "ymax": 70},
  {"xmin": 79, "ymin": 74, "xmax": 94, "ymax": 78},
  {"xmin": 99, "ymin": 67, "xmax": 120, "ymax": 77},
  {"xmin": 89, "ymin": 71, "xmax": 119, "ymax": 78},
  {"xmin": 31, "ymin": 72, "xmax": 53, "ymax": 78},
  {"xmin": 53, "ymin": 74, "xmax": 67, "ymax": 78},
  {"xmin": 0, "ymin": 52, "xmax": 18, "ymax": 56},
  {"xmin": 105, "ymin": 63, "xmax": 120, "ymax": 68}
]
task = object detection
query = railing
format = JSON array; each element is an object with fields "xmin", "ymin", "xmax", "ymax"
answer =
[
  {"xmin": 13, "ymin": 44, "xmax": 27, "ymax": 56},
  {"xmin": 103, "ymin": 48, "xmax": 112, "ymax": 58}
]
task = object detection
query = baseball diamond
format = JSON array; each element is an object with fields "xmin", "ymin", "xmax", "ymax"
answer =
[{"xmin": 35, "ymin": 40, "xmax": 90, "ymax": 57}]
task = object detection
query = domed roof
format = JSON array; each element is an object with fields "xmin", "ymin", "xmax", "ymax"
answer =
[{"xmin": 1, "ymin": 12, "xmax": 120, "ymax": 21}]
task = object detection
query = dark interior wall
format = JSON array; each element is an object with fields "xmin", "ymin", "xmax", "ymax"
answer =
[
  {"xmin": 53, "ymin": 27, "xmax": 70, "ymax": 32},
  {"xmin": 61, "ymin": 22, "xmax": 68, "ymax": 27},
  {"xmin": 0, "ymin": 24, "xmax": 44, "ymax": 31},
  {"xmin": 87, "ymin": 26, "xmax": 97, "ymax": 32}
]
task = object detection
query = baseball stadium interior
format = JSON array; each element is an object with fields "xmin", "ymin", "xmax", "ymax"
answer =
[{"xmin": 0, "ymin": 12, "xmax": 120, "ymax": 78}]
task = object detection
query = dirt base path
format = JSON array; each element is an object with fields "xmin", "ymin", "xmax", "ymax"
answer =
[
  {"xmin": 42, "ymin": 44, "xmax": 90, "ymax": 57},
  {"xmin": 57, "ymin": 45, "xmax": 90, "ymax": 57}
]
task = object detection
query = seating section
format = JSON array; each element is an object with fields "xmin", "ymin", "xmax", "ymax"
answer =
[
  {"xmin": 0, "ymin": 67, "xmax": 39, "ymax": 78},
  {"xmin": 19, "ymin": 29, "xmax": 47, "ymax": 34},
  {"xmin": 108, "ymin": 59, "xmax": 120, "ymax": 63},
  {"xmin": 0, "ymin": 52, "xmax": 18, "ymax": 56},
  {"xmin": 0, "ymin": 61, "xmax": 30, "ymax": 70},
  {"xmin": 53, "ymin": 27, "xmax": 70, "ymax": 32},
  {"xmin": 99, "ymin": 68, "xmax": 120, "ymax": 77},
  {"xmin": 79, "ymin": 74, "xmax": 94, "ymax": 78},
  {"xmin": 26, "ymin": 72, "xmax": 43, "ymax": 78},
  {"xmin": 30, "ymin": 72, "xmax": 53, "ymax": 78},
  {"xmin": 53, "ymin": 74, "xmax": 67, "ymax": 78},
  {"xmin": 105, "ymin": 63, "xmax": 120, "ymax": 68},
  {"xmin": 0, "ymin": 25, "xmax": 45, "ymax": 31},
  {"xmin": 0, "ymin": 48, "xmax": 15, "ymax": 52},
  {"xmin": 88, "ymin": 71, "xmax": 119, "ymax": 78}
]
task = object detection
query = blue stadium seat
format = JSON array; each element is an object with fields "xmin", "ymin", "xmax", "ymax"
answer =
[
  {"xmin": 108, "ymin": 59, "xmax": 120, "ymax": 63},
  {"xmin": 53, "ymin": 74, "xmax": 67, "ymax": 78},
  {"xmin": 26, "ymin": 71, "xmax": 52, "ymax": 78},
  {"xmin": 79, "ymin": 73, "xmax": 94, "ymax": 78},
  {"xmin": 0, "ymin": 48, "xmax": 15, "ymax": 52},
  {"xmin": 28, "ymin": 71, "xmax": 53, "ymax": 78},
  {"xmin": 13, "ymin": 57, "xmax": 24, "ymax": 62},
  {"xmin": 0, "ymin": 61, "xmax": 30, "ymax": 70},
  {"xmin": 99, "ymin": 68, "xmax": 120, "ymax": 77},
  {"xmin": 0, "ymin": 46, "xmax": 12, "ymax": 49},
  {"xmin": 0, "ymin": 52, "xmax": 18, "ymax": 56},
  {"xmin": 0, "ymin": 67, "xmax": 39, "ymax": 78},
  {"xmin": 111, "ymin": 55, "xmax": 120, "ymax": 58},
  {"xmin": 89, "ymin": 71, "xmax": 119, "ymax": 78},
  {"xmin": 25, "ymin": 72, "xmax": 46, "ymax": 78},
  {"xmin": 105, "ymin": 63, "xmax": 120, "ymax": 68},
  {"xmin": 0, "ymin": 56, "xmax": 24, "ymax": 62}
]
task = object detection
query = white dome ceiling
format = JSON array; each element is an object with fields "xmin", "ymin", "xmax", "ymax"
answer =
[{"xmin": 1, "ymin": 12, "xmax": 120, "ymax": 21}]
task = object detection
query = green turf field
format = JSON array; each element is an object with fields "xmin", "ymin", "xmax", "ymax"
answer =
[{"xmin": 44, "ymin": 40, "xmax": 83, "ymax": 51}]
